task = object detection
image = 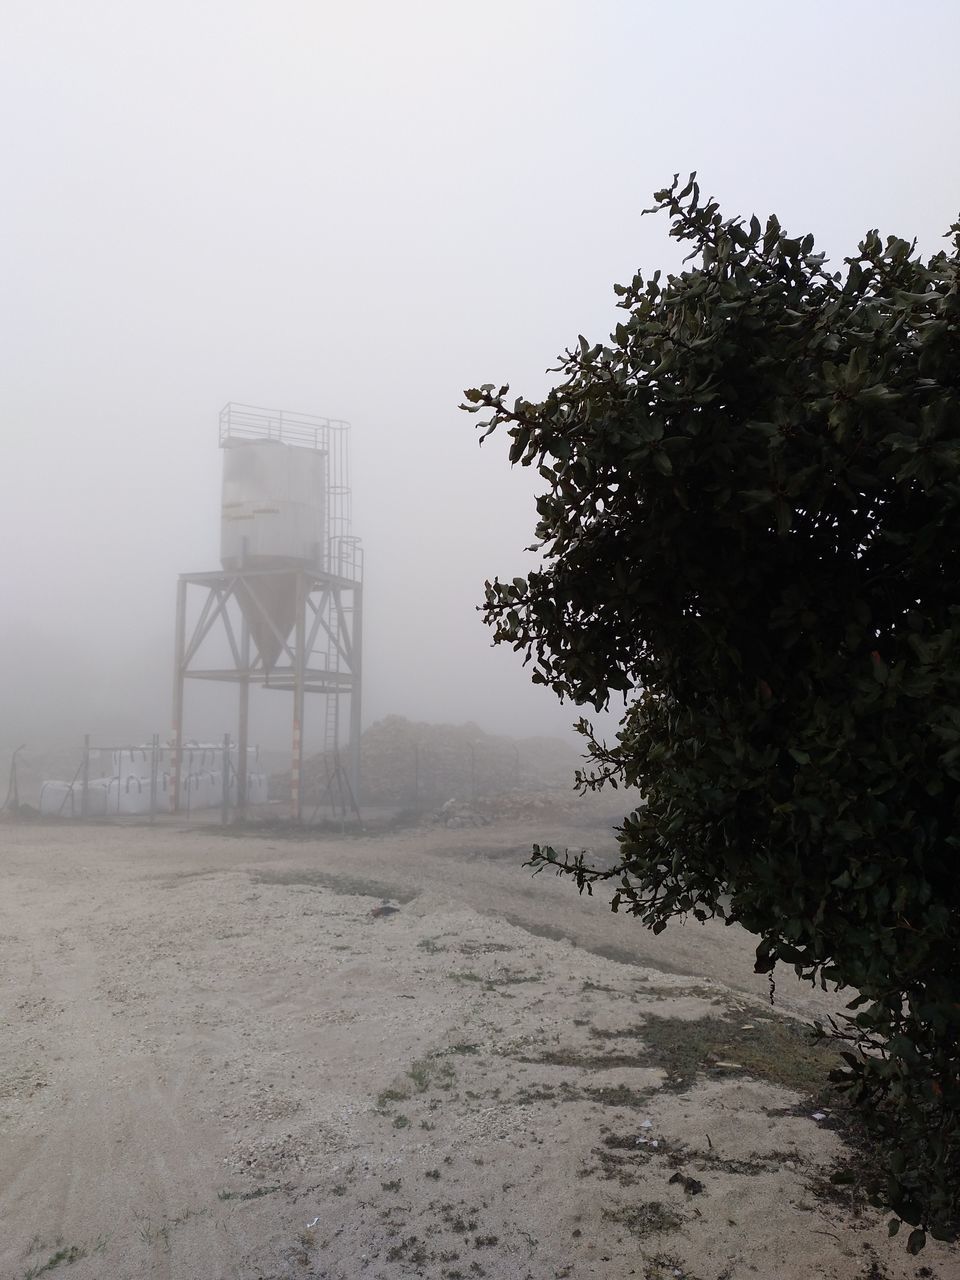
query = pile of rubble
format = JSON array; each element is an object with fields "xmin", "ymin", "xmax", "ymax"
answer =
[
  {"xmin": 293, "ymin": 715, "xmax": 582, "ymax": 809},
  {"xmin": 428, "ymin": 797, "xmax": 493, "ymax": 829}
]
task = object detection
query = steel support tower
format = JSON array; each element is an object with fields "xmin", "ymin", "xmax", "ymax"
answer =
[{"xmin": 171, "ymin": 404, "xmax": 363, "ymax": 822}]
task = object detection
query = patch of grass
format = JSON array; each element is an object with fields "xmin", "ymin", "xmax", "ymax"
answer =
[
  {"xmin": 596, "ymin": 1129, "xmax": 802, "ymax": 1183},
  {"xmin": 651, "ymin": 983, "xmax": 722, "ymax": 1001},
  {"xmin": 137, "ymin": 1221, "xmax": 170, "ymax": 1250},
  {"xmin": 585, "ymin": 1082, "xmax": 660, "ymax": 1109},
  {"xmin": 217, "ymin": 1184, "xmax": 280, "ymax": 1202},
  {"xmin": 449, "ymin": 1042, "xmax": 480, "ymax": 1055},
  {"xmin": 408, "ymin": 1056, "xmax": 456, "ymax": 1093},
  {"xmin": 574, "ymin": 1010, "xmax": 841, "ymax": 1093},
  {"xmin": 591, "ymin": 1131, "xmax": 688, "ymax": 1184},
  {"xmin": 425, "ymin": 1168, "xmax": 441, "ymax": 1180},
  {"xmin": 473, "ymin": 1235, "xmax": 498, "ymax": 1248},
  {"xmin": 250, "ymin": 868, "xmax": 415, "ymax": 902},
  {"xmin": 518, "ymin": 1047, "xmax": 652, "ymax": 1070},
  {"xmin": 514, "ymin": 1078, "xmax": 656, "ymax": 1110},
  {"xmin": 382, "ymin": 1179, "xmax": 402, "ymax": 1192},
  {"xmin": 514, "ymin": 1082, "xmax": 576, "ymax": 1105},
  {"xmin": 639, "ymin": 1011, "xmax": 841, "ymax": 1092},
  {"xmin": 592, "ymin": 1147, "xmax": 644, "ymax": 1186},
  {"xmin": 135, "ymin": 1207, "xmax": 205, "ymax": 1252},
  {"xmin": 589, "ymin": 1024, "xmax": 648, "ymax": 1041},
  {"xmin": 421, "ymin": 936, "xmax": 512, "ymax": 958},
  {"xmin": 393, "ymin": 1114, "xmax": 410, "ymax": 1129},
  {"xmin": 377, "ymin": 1084, "xmax": 410, "ymax": 1109},
  {"xmin": 602, "ymin": 1201, "xmax": 685, "ymax": 1239},
  {"xmin": 386, "ymin": 1236, "xmax": 428, "ymax": 1266},
  {"xmin": 446, "ymin": 1214, "xmax": 478, "ymax": 1235},
  {"xmin": 447, "ymin": 968, "xmax": 541, "ymax": 990},
  {"xmin": 644, "ymin": 1254, "xmax": 701, "ymax": 1280},
  {"xmin": 490, "ymin": 968, "xmax": 541, "ymax": 985},
  {"xmin": 22, "ymin": 1244, "xmax": 86, "ymax": 1280}
]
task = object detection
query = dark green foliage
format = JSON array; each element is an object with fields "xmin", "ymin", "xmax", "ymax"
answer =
[{"xmin": 463, "ymin": 175, "xmax": 960, "ymax": 1244}]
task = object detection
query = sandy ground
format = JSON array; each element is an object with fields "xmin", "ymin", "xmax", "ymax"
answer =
[{"xmin": 1, "ymin": 816, "xmax": 956, "ymax": 1280}]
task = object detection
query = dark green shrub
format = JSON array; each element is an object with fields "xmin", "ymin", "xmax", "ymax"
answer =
[{"xmin": 464, "ymin": 175, "xmax": 960, "ymax": 1245}]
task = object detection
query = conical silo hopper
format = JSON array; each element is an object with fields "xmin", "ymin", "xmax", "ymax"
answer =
[
  {"xmin": 234, "ymin": 572, "xmax": 299, "ymax": 670},
  {"xmin": 220, "ymin": 433, "xmax": 327, "ymax": 670}
]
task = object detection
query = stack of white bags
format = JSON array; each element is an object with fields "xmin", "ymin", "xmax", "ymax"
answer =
[{"xmin": 39, "ymin": 743, "xmax": 270, "ymax": 816}]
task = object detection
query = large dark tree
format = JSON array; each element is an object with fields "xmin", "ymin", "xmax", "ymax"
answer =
[{"xmin": 464, "ymin": 176, "xmax": 960, "ymax": 1247}]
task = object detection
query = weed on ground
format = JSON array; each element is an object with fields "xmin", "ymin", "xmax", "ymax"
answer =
[
  {"xmin": 250, "ymin": 868, "xmax": 415, "ymax": 902},
  {"xmin": 519, "ymin": 1008, "xmax": 842, "ymax": 1094},
  {"xmin": 377, "ymin": 1052, "xmax": 458, "ymax": 1118},
  {"xmin": 632, "ymin": 1010, "xmax": 841, "ymax": 1093},
  {"xmin": 217, "ymin": 1184, "xmax": 280, "ymax": 1202},
  {"xmin": 22, "ymin": 1243, "xmax": 86, "ymax": 1280},
  {"xmin": 602, "ymin": 1200, "xmax": 685, "ymax": 1239}
]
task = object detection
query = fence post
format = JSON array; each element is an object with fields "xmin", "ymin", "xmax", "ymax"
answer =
[
  {"xmin": 149, "ymin": 733, "xmax": 159, "ymax": 823},
  {"xmin": 81, "ymin": 734, "xmax": 90, "ymax": 819},
  {"xmin": 222, "ymin": 732, "xmax": 230, "ymax": 826}
]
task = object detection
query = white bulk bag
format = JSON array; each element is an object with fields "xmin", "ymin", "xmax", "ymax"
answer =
[
  {"xmin": 247, "ymin": 771, "xmax": 269, "ymax": 805},
  {"xmin": 40, "ymin": 781, "xmax": 80, "ymax": 817}
]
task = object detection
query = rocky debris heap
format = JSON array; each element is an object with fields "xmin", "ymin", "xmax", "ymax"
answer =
[
  {"xmin": 290, "ymin": 715, "xmax": 582, "ymax": 809},
  {"xmin": 430, "ymin": 797, "xmax": 492, "ymax": 829}
]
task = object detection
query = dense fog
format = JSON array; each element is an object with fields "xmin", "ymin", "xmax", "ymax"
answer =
[
  {"xmin": 2, "ymin": 0, "xmax": 958, "ymax": 763},
  {"xmin": 3, "ymin": 10, "xmax": 960, "ymax": 1273}
]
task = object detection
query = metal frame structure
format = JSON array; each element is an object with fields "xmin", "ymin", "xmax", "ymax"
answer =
[{"xmin": 172, "ymin": 404, "xmax": 363, "ymax": 822}]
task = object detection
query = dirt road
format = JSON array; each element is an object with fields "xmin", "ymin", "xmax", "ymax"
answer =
[{"xmin": 1, "ymin": 819, "xmax": 954, "ymax": 1280}]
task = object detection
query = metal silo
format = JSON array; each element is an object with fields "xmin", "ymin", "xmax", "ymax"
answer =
[
  {"xmin": 172, "ymin": 403, "xmax": 363, "ymax": 821},
  {"xmin": 220, "ymin": 437, "xmax": 327, "ymax": 570}
]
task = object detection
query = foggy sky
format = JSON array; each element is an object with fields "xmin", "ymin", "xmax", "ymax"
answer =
[{"xmin": 2, "ymin": 1, "xmax": 959, "ymax": 756}]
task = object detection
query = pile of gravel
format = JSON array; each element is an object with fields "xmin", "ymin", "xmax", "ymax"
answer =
[{"xmin": 287, "ymin": 715, "xmax": 581, "ymax": 808}]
